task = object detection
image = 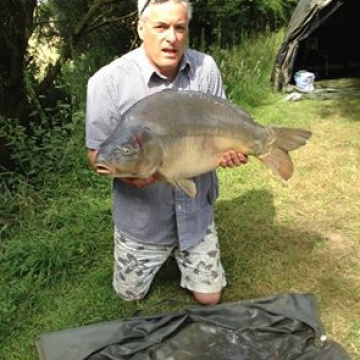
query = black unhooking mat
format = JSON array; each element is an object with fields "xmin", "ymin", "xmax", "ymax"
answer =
[{"xmin": 35, "ymin": 293, "xmax": 353, "ymax": 360}]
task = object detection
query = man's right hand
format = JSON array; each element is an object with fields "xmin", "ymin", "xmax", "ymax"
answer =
[
  {"xmin": 87, "ymin": 149, "xmax": 99, "ymax": 169},
  {"xmin": 122, "ymin": 176, "xmax": 157, "ymax": 188}
]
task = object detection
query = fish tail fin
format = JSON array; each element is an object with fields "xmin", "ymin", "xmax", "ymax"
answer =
[{"xmin": 258, "ymin": 127, "xmax": 312, "ymax": 180}]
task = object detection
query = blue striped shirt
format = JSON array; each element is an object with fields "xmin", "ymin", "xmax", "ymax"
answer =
[{"xmin": 86, "ymin": 45, "xmax": 225, "ymax": 250}]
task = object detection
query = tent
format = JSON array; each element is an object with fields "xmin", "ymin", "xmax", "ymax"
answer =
[{"xmin": 271, "ymin": 0, "xmax": 360, "ymax": 91}]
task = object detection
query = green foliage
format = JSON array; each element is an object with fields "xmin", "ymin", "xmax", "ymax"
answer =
[
  {"xmin": 0, "ymin": 191, "xmax": 112, "ymax": 338},
  {"xmin": 0, "ymin": 106, "xmax": 110, "ymax": 338},
  {"xmin": 0, "ymin": 106, "xmax": 89, "ymax": 249},
  {"xmin": 0, "ymin": 109, "xmax": 77, "ymax": 185},
  {"xmin": 50, "ymin": 0, "xmax": 138, "ymax": 63},
  {"xmin": 211, "ymin": 31, "xmax": 284, "ymax": 107},
  {"xmin": 191, "ymin": 0, "xmax": 298, "ymax": 48}
]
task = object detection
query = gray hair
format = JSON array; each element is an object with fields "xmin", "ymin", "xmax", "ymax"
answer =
[{"xmin": 138, "ymin": 0, "xmax": 193, "ymax": 20}]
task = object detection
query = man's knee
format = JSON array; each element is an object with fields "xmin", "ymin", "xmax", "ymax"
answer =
[
  {"xmin": 193, "ymin": 291, "xmax": 221, "ymax": 305},
  {"xmin": 112, "ymin": 270, "xmax": 149, "ymax": 301},
  {"xmin": 113, "ymin": 284, "xmax": 147, "ymax": 302}
]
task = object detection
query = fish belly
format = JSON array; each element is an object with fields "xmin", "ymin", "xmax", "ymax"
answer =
[{"xmin": 158, "ymin": 135, "xmax": 248, "ymax": 179}]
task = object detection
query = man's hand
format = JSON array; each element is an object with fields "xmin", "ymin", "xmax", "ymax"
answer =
[
  {"xmin": 219, "ymin": 150, "xmax": 248, "ymax": 168},
  {"xmin": 122, "ymin": 176, "xmax": 157, "ymax": 188}
]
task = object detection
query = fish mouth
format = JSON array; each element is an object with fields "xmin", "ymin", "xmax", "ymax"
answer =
[
  {"xmin": 94, "ymin": 162, "xmax": 133, "ymax": 178},
  {"xmin": 94, "ymin": 163, "xmax": 114, "ymax": 175}
]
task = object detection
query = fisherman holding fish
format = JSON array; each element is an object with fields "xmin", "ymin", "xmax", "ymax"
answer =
[{"xmin": 86, "ymin": 0, "xmax": 250, "ymax": 305}]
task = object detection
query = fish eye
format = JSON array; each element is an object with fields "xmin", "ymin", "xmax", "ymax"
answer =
[{"xmin": 114, "ymin": 144, "xmax": 136, "ymax": 156}]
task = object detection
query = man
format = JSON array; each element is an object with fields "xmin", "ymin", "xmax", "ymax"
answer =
[{"xmin": 86, "ymin": 0, "xmax": 247, "ymax": 305}]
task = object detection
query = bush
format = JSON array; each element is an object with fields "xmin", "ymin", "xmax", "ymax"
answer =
[
  {"xmin": 211, "ymin": 30, "xmax": 284, "ymax": 108},
  {"xmin": 190, "ymin": 0, "xmax": 297, "ymax": 49}
]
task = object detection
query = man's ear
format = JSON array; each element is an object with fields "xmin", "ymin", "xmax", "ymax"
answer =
[{"xmin": 137, "ymin": 21, "xmax": 145, "ymax": 41}]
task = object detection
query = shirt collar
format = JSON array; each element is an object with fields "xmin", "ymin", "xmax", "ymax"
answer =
[{"xmin": 138, "ymin": 45, "xmax": 191, "ymax": 84}]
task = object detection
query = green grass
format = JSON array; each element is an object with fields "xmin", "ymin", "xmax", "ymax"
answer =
[{"xmin": 1, "ymin": 32, "xmax": 359, "ymax": 360}]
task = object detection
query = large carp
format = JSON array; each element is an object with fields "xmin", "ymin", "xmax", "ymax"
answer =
[{"xmin": 94, "ymin": 90, "xmax": 312, "ymax": 197}]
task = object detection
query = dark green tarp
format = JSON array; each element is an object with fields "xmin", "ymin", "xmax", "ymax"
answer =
[
  {"xmin": 35, "ymin": 293, "xmax": 353, "ymax": 360},
  {"xmin": 271, "ymin": 0, "xmax": 360, "ymax": 91}
]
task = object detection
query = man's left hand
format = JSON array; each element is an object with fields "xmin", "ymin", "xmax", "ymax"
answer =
[{"xmin": 219, "ymin": 150, "xmax": 248, "ymax": 168}]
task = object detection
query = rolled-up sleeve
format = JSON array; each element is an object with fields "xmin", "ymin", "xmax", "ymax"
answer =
[{"xmin": 85, "ymin": 67, "xmax": 119, "ymax": 150}]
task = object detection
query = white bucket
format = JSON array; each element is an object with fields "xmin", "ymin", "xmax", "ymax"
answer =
[{"xmin": 294, "ymin": 70, "xmax": 315, "ymax": 92}]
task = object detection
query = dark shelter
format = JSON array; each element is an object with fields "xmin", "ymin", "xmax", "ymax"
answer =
[
  {"xmin": 271, "ymin": 0, "xmax": 360, "ymax": 91},
  {"xmin": 35, "ymin": 293, "xmax": 353, "ymax": 360}
]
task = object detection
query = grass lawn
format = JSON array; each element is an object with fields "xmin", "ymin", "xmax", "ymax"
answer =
[{"xmin": 1, "ymin": 95, "xmax": 359, "ymax": 359}]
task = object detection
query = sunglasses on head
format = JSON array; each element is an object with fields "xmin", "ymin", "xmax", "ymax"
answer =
[{"xmin": 139, "ymin": 0, "xmax": 170, "ymax": 16}]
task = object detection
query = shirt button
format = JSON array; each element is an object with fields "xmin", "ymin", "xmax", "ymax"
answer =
[{"xmin": 177, "ymin": 205, "xmax": 182, "ymax": 210}]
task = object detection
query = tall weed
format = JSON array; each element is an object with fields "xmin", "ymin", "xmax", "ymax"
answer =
[{"xmin": 211, "ymin": 30, "xmax": 284, "ymax": 108}]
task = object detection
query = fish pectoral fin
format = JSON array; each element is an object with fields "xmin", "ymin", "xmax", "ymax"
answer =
[
  {"xmin": 174, "ymin": 179, "xmax": 197, "ymax": 198},
  {"xmin": 258, "ymin": 148, "xmax": 293, "ymax": 181},
  {"xmin": 154, "ymin": 172, "xmax": 168, "ymax": 182},
  {"xmin": 259, "ymin": 127, "xmax": 311, "ymax": 181},
  {"xmin": 157, "ymin": 171, "xmax": 197, "ymax": 197}
]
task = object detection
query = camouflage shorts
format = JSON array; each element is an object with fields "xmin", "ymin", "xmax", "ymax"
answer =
[{"xmin": 113, "ymin": 221, "xmax": 227, "ymax": 301}]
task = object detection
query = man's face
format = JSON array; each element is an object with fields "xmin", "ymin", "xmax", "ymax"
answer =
[{"xmin": 138, "ymin": 1, "xmax": 189, "ymax": 80}]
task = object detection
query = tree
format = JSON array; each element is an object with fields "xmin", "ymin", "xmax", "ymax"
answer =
[
  {"xmin": 191, "ymin": 0, "xmax": 298, "ymax": 48},
  {"xmin": 0, "ymin": 0, "xmax": 37, "ymax": 119},
  {"xmin": 0, "ymin": 0, "xmax": 137, "ymax": 169},
  {"xmin": 0, "ymin": 0, "xmax": 137, "ymax": 121}
]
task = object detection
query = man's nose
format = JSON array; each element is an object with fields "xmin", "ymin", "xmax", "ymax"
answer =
[{"xmin": 165, "ymin": 27, "xmax": 176, "ymax": 43}]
